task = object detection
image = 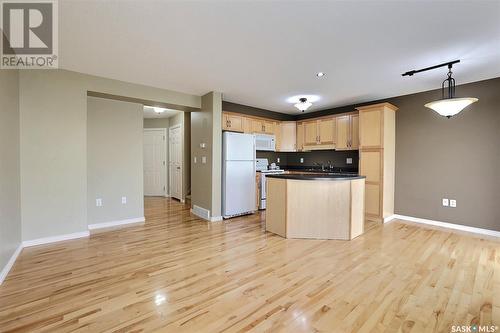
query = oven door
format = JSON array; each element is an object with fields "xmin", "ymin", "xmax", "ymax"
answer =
[{"xmin": 259, "ymin": 173, "xmax": 267, "ymax": 209}]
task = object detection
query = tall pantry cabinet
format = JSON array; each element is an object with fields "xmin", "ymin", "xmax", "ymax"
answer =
[{"xmin": 357, "ymin": 103, "xmax": 398, "ymax": 223}]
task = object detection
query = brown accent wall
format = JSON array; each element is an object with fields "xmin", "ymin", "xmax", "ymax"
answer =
[{"xmin": 222, "ymin": 101, "xmax": 294, "ymax": 121}]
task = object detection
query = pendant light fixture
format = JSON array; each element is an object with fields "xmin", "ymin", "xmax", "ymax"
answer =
[
  {"xmin": 402, "ymin": 60, "xmax": 478, "ymax": 118},
  {"xmin": 294, "ymin": 97, "xmax": 312, "ymax": 112}
]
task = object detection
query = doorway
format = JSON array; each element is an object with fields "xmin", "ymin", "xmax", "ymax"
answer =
[
  {"xmin": 143, "ymin": 128, "xmax": 167, "ymax": 196},
  {"xmin": 169, "ymin": 124, "xmax": 183, "ymax": 201}
]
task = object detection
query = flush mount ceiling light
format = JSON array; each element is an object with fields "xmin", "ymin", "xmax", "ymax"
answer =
[
  {"xmin": 153, "ymin": 107, "xmax": 165, "ymax": 114},
  {"xmin": 316, "ymin": 72, "xmax": 325, "ymax": 77},
  {"xmin": 294, "ymin": 98, "xmax": 312, "ymax": 112},
  {"xmin": 402, "ymin": 60, "xmax": 478, "ymax": 118},
  {"xmin": 287, "ymin": 95, "xmax": 320, "ymax": 113}
]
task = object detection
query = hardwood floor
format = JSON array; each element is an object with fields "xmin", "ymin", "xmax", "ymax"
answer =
[{"xmin": 0, "ymin": 197, "xmax": 498, "ymax": 332}]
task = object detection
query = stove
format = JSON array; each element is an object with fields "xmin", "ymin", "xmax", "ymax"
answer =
[{"xmin": 256, "ymin": 159, "xmax": 285, "ymax": 209}]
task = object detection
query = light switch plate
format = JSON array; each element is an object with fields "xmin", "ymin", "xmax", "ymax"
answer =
[
  {"xmin": 442, "ymin": 198, "xmax": 449, "ymax": 207},
  {"xmin": 300, "ymin": 158, "xmax": 304, "ymax": 163},
  {"xmin": 202, "ymin": 156, "xmax": 207, "ymax": 164},
  {"xmin": 121, "ymin": 196, "xmax": 127, "ymax": 204},
  {"xmin": 346, "ymin": 158, "xmax": 353, "ymax": 164},
  {"xmin": 450, "ymin": 199, "xmax": 456, "ymax": 208},
  {"xmin": 96, "ymin": 198, "xmax": 103, "ymax": 207},
  {"xmin": 194, "ymin": 156, "xmax": 197, "ymax": 164},
  {"xmin": 277, "ymin": 157, "xmax": 280, "ymax": 163}
]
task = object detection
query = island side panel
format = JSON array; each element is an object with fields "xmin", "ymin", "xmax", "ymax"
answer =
[
  {"xmin": 286, "ymin": 180, "xmax": 351, "ymax": 240},
  {"xmin": 266, "ymin": 178, "xmax": 287, "ymax": 237},
  {"xmin": 350, "ymin": 178, "xmax": 365, "ymax": 239}
]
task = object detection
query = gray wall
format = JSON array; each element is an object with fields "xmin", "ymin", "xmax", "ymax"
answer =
[
  {"xmin": 19, "ymin": 69, "xmax": 200, "ymax": 241},
  {"xmin": 0, "ymin": 70, "xmax": 22, "ymax": 279},
  {"xmin": 391, "ymin": 78, "xmax": 500, "ymax": 231},
  {"xmin": 191, "ymin": 92, "xmax": 222, "ymax": 218},
  {"xmin": 87, "ymin": 97, "xmax": 144, "ymax": 225}
]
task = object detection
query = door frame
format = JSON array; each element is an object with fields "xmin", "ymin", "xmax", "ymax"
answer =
[
  {"xmin": 143, "ymin": 128, "xmax": 167, "ymax": 197},
  {"xmin": 168, "ymin": 124, "xmax": 183, "ymax": 202}
]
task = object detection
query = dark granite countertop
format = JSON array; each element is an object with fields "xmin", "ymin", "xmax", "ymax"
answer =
[
  {"xmin": 279, "ymin": 165, "xmax": 358, "ymax": 174},
  {"xmin": 266, "ymin": 173, "xmax": 365, "ymax": 181}
]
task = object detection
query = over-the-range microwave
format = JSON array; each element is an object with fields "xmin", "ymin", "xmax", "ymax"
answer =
[{"xmin": 255, "ymin": 134, "xmax": 276, "ymax": 151}]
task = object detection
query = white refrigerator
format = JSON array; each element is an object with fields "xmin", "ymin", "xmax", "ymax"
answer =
[{"xmin": 222, "ymin": 132, "xmax": 256, "ymax": 218}]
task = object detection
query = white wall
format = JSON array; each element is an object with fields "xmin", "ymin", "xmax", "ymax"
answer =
[
  {"xmin": 87, "ymin": 97, "xmax": 144, "ymax": 226},
  {"xmin": 19, "ymin": 69, "xmax": 200, "ymax": 241},
  {"xmin": 0, "ymin": 70, "xmax": 22, "ymax": 281}
]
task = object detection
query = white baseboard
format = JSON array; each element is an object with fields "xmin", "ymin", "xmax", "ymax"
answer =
[
  {"xmin": 210, "ymin": 216, "xmax": 223, "ymax": 222},
  {"xmin": 0, "ymin": 244, "xmax": 23, "ymax": 285},
  {"xmin": 22, "ymin": 231, "xmax": 90, "ymax": 247},
  {"xmin": 88, "ymin": 217, "xmax": 145, "ymax": 230},
  {"xmin": 388, "ymin": 214, "xmax": 500, "ymax": 238},
  {"xmin": 191, "ymin": 205, "xmax": 210, "ymax": 220}
]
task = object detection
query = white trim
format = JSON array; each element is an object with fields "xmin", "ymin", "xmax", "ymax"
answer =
[
  {"xmin": 384, "ymin": 215, "xmax": 397, "ymax": 223},
  {"xmin": 88, "ymin": 217, "xmax": 145, "ymax": 230},
  {"xmin": 210, "ymin": 216, "xmax": 223, "ymax": 222},
  {"xmin": 389, "ymin": 214, "xmax": 500, "ymax": 238},
  {"xmin": 0, "ymin": 244, "xmax": 23, "ymax": 285},
  {"xmin": 169, "ymin": 123, "xmax": 183, "ymax": 201},
  {"xmin": 22, "ymin": 231, "xmax": 90, "ymax": 248}
]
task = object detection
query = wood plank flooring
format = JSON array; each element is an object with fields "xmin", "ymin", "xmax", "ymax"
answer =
[{"xmin": 0, "ymin": 197, "xmax": 498, "ymax": 332}]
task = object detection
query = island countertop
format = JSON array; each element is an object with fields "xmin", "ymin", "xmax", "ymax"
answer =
[{"xmin": 266, "ymin": 173, "xmax": 366, "ymax": 181}]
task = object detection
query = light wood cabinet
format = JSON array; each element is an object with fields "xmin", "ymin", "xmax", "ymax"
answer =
[
  {"xmin": 335, "ymin": 114, "xmax": 359, "ymax": 150},
  {"xmin": 222, "ymin": 112, "xmax": 244, "ymax": 132},
  {"xmin": 302, "ymin": 117, "xmax": 336, "ymax": 148},
  {"xmin": 243, "ymin": 117, "xmax": 252, "ymax": 134},
  {"xmin": 318, "ymin": 118, "xmax": 335, "ymax": 144},
  {"xmin": 357, "ymin": 103, "xmax": 398, "ymax": 222},
  {"xmin": 250, "ymin": 119, "xmax": 274, "ymax": 134},
  {"xmin": 274, "ymin": 122, "xmax": 282, "ymax": 151},
  {"xmin": 304, "ymin": 121, "xmax": 318, "ymax": 145},
  {"xmin": 279, "ymin": 122, "xmax": 297, "ymax": 151},
  {"xmin": 296, "ymin": 122, "xmax": 304, "ymax": 151}
]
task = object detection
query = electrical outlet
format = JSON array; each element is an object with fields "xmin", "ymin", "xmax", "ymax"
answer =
[
  {"xmin": 277, "ymin": 157, "xmax": 280, "ymax": 163},
  {"xmin": 121, "ymin": 196, "xmax": 127, "ymax": 204},
  {"xmin": 300, "ymin": 157, "xmax": 304, "ymax": 163},
  {"xmin": 442, "ymin": 198, "xmax": 449, "ymax": 207},
  {"xmin": 202, "ymin": 156, "xmax": 207, "ymax": 164},
  {"xmin": 194, "ymin": 156, "xmax": 197, "ymax": 164},
  {"xmin": 96, "ymin": 198, "xmax": 103, "ymax": 207},
  {"xmin": 346, "ymin": 158, "xmax": 353, "ymax": 164},
  {"xmin": 450, "ymin": 199, "xmax": 457, "ymax": 208}
]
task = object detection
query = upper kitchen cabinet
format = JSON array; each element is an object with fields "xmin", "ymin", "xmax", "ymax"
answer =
[
  {"xmin": 335, "ymin": 113, "xmax": 359, "ymax": 150},
  {"xmin": 251, "ymin": 119, "xmax": 274, "ymax": 134},
  {"xmin": 303, "ymin": 117, "xmax": 336, "ymax": 149},
  {"xmin": 279, "ymin": 122, "xmax": 297, "ymax": 152},
  {"xmin": 296, "ymin": 122, "xmax": 304, "ymax": 151},
  {"xmin": 358, "ymin": 103, "xmax": 397, "ymax": 149},
  {"xmin": 222, "ymin": 112, "xmax": 244, "ymax": 132}
]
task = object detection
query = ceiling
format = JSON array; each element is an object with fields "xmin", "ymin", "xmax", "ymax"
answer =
[
  {"xmin": 60, "ymin": 1, "xmax": 500, "ymax": 114},
  {"xmin": 143, "ymin": 106, "xmax": 181, "ymax": 119}
]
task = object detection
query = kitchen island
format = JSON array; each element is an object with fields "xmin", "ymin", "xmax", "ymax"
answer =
[{"xmin": 265, "ymin": 173, "xmax": 365, "ymax": 240}]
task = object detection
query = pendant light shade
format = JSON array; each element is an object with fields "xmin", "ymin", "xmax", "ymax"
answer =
[
  {"xmin": 424, "ymin": 97, "xmax": 478, "ymax": 118},
  {"xmin": 402, "ymin": 60, "xmax": 478, "ymax": 118}
]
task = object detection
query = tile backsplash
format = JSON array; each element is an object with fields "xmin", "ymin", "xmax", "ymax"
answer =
[{"xmin": 256, "ymin": 150, "xmax": 359, "ymax": 169}]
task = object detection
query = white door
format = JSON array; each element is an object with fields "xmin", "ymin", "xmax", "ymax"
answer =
[
  {"xmin": 143, "ymin": 129, "xmax": 166, "ymax": 196},
  {"xmin": 169, "ymin": 125, "xmax": 182, "ymax": 200}
]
